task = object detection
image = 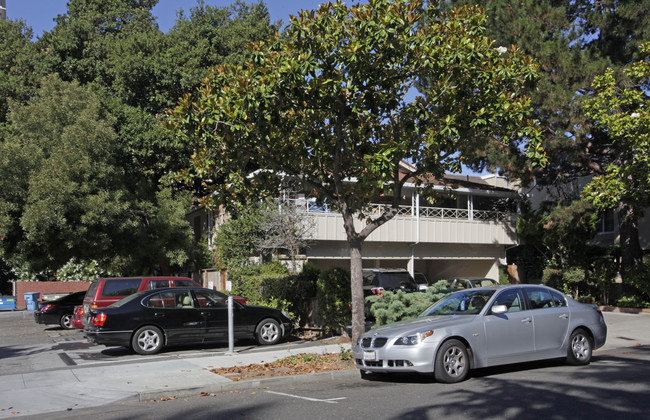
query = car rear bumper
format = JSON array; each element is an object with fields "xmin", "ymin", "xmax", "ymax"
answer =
[
  {"xmin": 33, "ymin": 312, "xmax": 57, "ymax": 325},
  {"xmin": 84, "ymin": 329, "xmax": 133, "ymax": 347}
]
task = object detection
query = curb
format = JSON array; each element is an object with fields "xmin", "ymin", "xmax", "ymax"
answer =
[
  {"xmin": 133, "ymin": 368, "xmax": 360, "ymax": 401},
  {"xmin": 599, "ymin": 306, "xmax": 650, "ymax": 314}
]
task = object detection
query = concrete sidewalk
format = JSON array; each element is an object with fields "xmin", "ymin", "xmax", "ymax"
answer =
[
  {"xmin": 0, "ymin": 340, "xmax": 355, "ymax": 418},
  {"xmin": 1, "ymin": 311, "xmax": 648, "ymax": 419}
]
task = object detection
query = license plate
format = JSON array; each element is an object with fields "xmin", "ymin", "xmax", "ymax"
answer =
[{"xmin": 363, "ymin": 351, "xmax": 377, "ymax": 361}]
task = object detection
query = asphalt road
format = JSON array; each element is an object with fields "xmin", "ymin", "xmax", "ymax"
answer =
[{"xmin": 35, "ymin": 345, "xmax": 650, "ymax": 420}]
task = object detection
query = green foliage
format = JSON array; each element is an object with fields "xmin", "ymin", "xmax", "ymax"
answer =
[
  {"xmin": 624, "ymin": 259, "xmax": 650, "ymax": 300},
  {"xmin": 590, "ymin": 258, "xmax": 618, "ymax": 305},
  {"xmin": 227, "ymin": 261, "xmax": 320, "ymax": 321},
  {"xmin": 543, "ymin": 266, "xmax": 586, "ymax": 298},
  {"xmin": 11, "ymin": 265, "xmax": 52, "ymax": 282},
  {"xmin": 0, "ymin": 75, "xmax": 196, "ymax": 276},
  {"xmin": 193, "ymin": 235, "xmax": 217, "ymax": 271},
  {"xmin": 0, "ymin": 0, "xmax": 278, "ymax": 279},
  {"xmin": 514, "ymin": 200, "xmax": 599, "ymax": 283},
  {"xmin": 366, "ymin": 280, "xmax": 448, "ymax": 326},
  {"xmin": 229, "ymin": 262, "xmax": 289, "ymax": 305},
  {"xmin": 0, "ymin": 19, "xmax": 40, "ymax": 124},
  {"xmin": 582, "ymin": 43, "xmax": 650, "ymax": 216},
  {"xmin": 316, "ymin": 268, "xmax": 352, "ymax": 335},
  {"xmin": 616, "ymin": 295, "xmax": 650, "ymax": 309},
  {"xmin": 544, "ymin": 200, "xmax": 599, "ymax": 267},
  {"xmin": 54, "ymin": 258, "xmax": 115, "ymax": 282},
  {"xmin": 214, "ymin": 205, "xmax": 269, "ymax": 269},
  {"xmin": 339, "ymin": 345, "xmax": 353, "ymax": 361}
]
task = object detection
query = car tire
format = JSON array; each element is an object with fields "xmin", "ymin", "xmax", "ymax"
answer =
[
  {"xmin": 566, "ymin": 328, "xmax": 593, "ymax": 366},
  {"xmin": 434, "ymin": 339, "xmax": 470, "ymax": 383},
  {"xmin": 132, "ymin": 326, "xmax": 164, "ymax": 355},
  {"xmin": 255, "ymin": 318, "xmax": 281, "ymax": 345},
  {"xmin": 59, "ymin": 313, "xmax": 74, "ymax": 329}
]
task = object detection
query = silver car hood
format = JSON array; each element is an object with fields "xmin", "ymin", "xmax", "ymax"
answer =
[{"xmin": 363, "ymin": 315, "xmax": 477, "ymax": 337}]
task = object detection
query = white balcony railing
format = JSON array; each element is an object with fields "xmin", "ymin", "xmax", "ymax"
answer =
[{"xmin": 283, "ymin": 198, "xmax": 514, "ymax": 223}]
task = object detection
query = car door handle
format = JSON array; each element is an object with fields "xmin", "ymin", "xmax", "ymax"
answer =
[
  {"xmin": 154, "ymin": 312, "xmax": 165, "ymax": 318},
  {"xmin": 559, "ymin": 314, "xmax": 569, "ymax": 319},
  {"xmin": 521, "ymin": 317, "xmax": 532, "ymax": 323}
]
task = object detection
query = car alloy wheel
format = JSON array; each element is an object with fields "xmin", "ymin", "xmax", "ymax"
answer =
[
  {"xmin": 59, "ymin": 313, "xmax": 74, "ymax": 329},
  {"xmin": 435, "ymin": 339, "xmax": 469, "ymax": 383},
  {"xmin": 256, "ymin": 318, "xmax": 281, "ymax": 345},
  {"xmin": 567, "ymin": 328, "xmax": 593, "ymax": 365},
  {"xmin": 132, "ymin": 326, "xmax": 164, "ymax": 355}
]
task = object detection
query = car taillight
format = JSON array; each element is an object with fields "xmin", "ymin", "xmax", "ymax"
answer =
[
  {"xmin": 93, "ymin": 313, "xmax": 107, "ymax": 326},
  {"xmin": 371, "ymin": 287, "xmax": 385, "ymax": 296},
  {"xmin": 40, "ymin": 304, "xmax": 55, "ymax": 312}
]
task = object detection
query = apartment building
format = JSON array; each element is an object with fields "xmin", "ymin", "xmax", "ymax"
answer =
[
  {"xmin": 189, "ymin": 167, "xmax": 520, "ymax": 286},
  {"xmin": 0, "ymin": 0, "xmax": 6, "ymax": 21}
]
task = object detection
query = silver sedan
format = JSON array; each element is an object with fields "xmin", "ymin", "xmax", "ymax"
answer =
[{"xmin": 353, "ymin": 284, "xmax": 607, "ymax": 383}]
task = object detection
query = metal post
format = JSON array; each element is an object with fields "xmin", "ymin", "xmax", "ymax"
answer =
[{"xmin": 228, "ymin": 295, "xmax": 234, "ymax": 353}]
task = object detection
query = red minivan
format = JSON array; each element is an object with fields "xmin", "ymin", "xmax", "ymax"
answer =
[{"xmin": 82, "ymin": 277, "xmax": 201, "ymax": 326}]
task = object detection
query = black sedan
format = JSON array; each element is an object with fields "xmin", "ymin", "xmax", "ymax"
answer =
[
  {"xmin": 84, "ymin": 287, "xmax": 293, "ymax": 355},
  {"xmin": 34, "ymin": 291, "xmax": 87, "ymax": 329}
]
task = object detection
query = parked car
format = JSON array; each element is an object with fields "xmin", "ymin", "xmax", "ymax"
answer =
[
  {"xmin": 414, "ymin": 272, "xmax": 430, "ymax": 291},
  {"xmin": 71, "ymin": 305, "xmax": 84, "ymax": 329},
  {"xmin": 363, "ymin": 268, "xmax": 419, "ymax": 296},
  {"xmin": 81, "ymin": 276, "xmax": 248, "ymax": 326},
  {"xmin": 353, "ymin": 284, "xmax": 607, "ymax": 383},
  {"xmin": 84, "ymin": 287, "xmax": 293, "ymax": 355},
  {"xmin": 445, "ymin": 277, "xmax": 498, "ymax": 289},
  {"xmin": 34, "ymin": 291, "xmax": 86, "ymax": 329}
]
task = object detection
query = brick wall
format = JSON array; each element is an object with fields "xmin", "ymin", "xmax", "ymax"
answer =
[{"xmin": 13, "ymin": 281, "xmax": 90, "ymax": 309}]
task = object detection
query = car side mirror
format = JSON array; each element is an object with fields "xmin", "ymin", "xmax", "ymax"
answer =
[{"xmin": 490, "ymin": 304, "xmax": 508, "ymax": 315}]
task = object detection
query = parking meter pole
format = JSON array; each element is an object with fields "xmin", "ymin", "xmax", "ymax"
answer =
[{"xmin": 228, "ymin": 295, "xmax": 234, "ymax": 353}]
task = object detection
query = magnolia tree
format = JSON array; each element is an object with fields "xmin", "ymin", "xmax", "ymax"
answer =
[{"xmin": 168, "ymin": 0, "xmax": 544, "ymax": 343}]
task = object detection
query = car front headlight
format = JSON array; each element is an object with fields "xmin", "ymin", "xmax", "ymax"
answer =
[{"xmin": 394, "ymin": 330, "xmax": 434, "ymax": 345}]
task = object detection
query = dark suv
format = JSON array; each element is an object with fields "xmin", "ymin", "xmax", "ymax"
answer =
[{"xmin": 362, "ymin": 268, "xmax": 419, "ymax": 296}]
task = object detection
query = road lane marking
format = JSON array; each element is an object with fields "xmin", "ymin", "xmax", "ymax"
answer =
[{"xmin": 265, "ymin": 390, "xmax": 347, "ymax": 404}]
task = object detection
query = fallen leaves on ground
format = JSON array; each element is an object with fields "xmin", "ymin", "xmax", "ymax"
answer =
[{"xmin": 209, "ymin": 352, "xmax": 355, "ymax": 381}]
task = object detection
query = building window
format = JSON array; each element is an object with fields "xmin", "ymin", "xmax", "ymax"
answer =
[{"xmin": 597, "ymin": 210, "xmax": 615, "ymax": 234}]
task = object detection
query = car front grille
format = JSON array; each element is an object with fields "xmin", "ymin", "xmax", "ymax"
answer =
[
  {"xmin": 361, "ymin": 336, "xmax": 388, "ymax": 348},
  {"xmin": 355, "ymin": 359, "xmax": 414, "ymax": 368}
]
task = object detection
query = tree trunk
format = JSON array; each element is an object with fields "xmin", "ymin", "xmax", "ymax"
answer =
[
  {"xmin": 618, "ymin": 203, "xmax": 643, "ymax": 276},
  {"xmin": 348, "ymin": 237, "xmax": 365, "ymax": 345}
]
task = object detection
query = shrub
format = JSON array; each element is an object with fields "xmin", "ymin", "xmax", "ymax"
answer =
[
  {"xmin": 229, "ymin": 262, "xmax": 293, "ymax": 315},
  {"xmin": 228, "ymin": 261, "xmax": 320, "ymax": 323},
  {"xmin": 616, "ymin": 295, "xmax": 650, "ymax": 309},
  {"xmin": 316, "ymin": 267, "xmax": 351, "ymax": 335},
  {"xmin": 625, "ymin": 260, "xmax": 650, "ymax": 299},
  {"xmin": 542, "ymin": 266, "xmax": 586, "ymax": 299},
  {"xmin": 55, "ymin": 258, "xmax": 115, "ymax": 282},
  {"xmin": 366, "ymin": 280, "xmax": 449, "ymax": 326}
]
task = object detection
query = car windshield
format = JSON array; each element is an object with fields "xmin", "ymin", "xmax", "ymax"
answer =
[
  {"xmin": 420, "ymin": 289, "xmax": 496, "ymax": 316},
  {"xmin": 380, "ymin": 272, "xmax": 415, "ymax": 288},
  {"xmin": 470, "ymin": 279, "xmax": 498, "ymax": 287}
]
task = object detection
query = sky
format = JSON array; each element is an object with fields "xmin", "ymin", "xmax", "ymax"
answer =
[{"xmin": 5, "ymin": 0, "xmax": 331, "ymax": 38}]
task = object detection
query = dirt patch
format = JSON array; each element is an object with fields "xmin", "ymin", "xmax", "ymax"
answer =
[{"xmin": 210, "ymin": 343, "xmax": 356, "ymax": 381}]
